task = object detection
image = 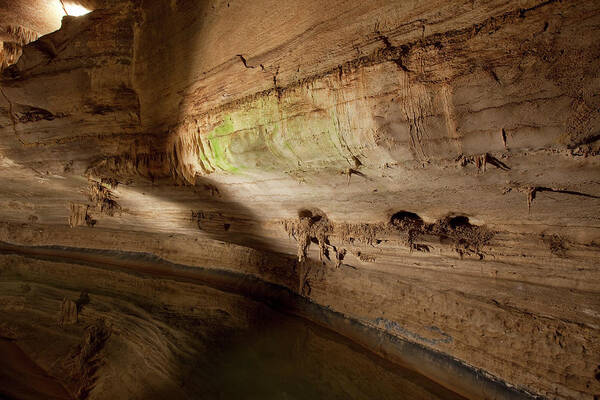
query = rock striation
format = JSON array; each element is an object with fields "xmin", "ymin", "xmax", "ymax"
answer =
[{"xmin": 0, "ymin": 0, "xmax": 599, "ymax": 399}]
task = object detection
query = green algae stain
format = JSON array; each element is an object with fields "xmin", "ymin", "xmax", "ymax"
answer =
[
  {"xmin": 195, "ymin": 95, "xmax": 356, "ymax": 176},
  {"xmin": 204, "ymin": 115, "xmax": 241, "ymax": 173}
]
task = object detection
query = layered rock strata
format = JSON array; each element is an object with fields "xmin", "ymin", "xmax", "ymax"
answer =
[{"xmin": 0, "ymin": 0, "xmax": 599, "ymax": 399}]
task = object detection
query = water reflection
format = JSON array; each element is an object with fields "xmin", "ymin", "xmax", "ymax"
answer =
[{"xmin": 187, "ymin": 310, "xmax": 464, "ymax": 400}]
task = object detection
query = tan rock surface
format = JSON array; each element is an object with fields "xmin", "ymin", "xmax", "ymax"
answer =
[{"xmin": 0, "ymin": 0, "xmax": 599, "ymax": 399}]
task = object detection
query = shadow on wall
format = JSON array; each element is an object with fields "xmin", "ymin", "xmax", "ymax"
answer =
[
  {"xmin": 50, "ymin": 1, "xmax": 286, "ymax": 254},
  {"xmin": 95, "ymin": 0, "xmax": 293, "ymax": 253}
]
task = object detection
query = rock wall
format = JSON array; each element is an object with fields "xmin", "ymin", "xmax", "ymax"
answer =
[{"xmin": 0, "ymin": 0, "xmax": 599, "ymax": 399}]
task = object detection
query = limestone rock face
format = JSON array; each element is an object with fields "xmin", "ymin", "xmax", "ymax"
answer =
[{"xmin": 0, "ymin": 0, "xmax": 599, "ymax": 399}]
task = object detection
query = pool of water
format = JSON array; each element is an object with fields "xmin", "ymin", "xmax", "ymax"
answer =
[
  {"xmin": 0, "ymin": 245, "xmax": 468, "ymax": 400},
  {"xmin": 176, "ymin": 310, "xmax": 466, "ymax": 400},
  {"xmin": 1, "ymin": 311, "xmax": 465, "ymax": 400}
]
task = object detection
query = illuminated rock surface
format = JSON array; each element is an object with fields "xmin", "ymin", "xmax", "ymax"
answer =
[{"xmin": 0, "ymin": 0, "xmax": 599, "ymax": 399}]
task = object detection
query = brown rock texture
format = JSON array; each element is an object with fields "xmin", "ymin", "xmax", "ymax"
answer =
[{"xmin": 0, "ymin": 0, "xmax": 599, "ymax": 399}]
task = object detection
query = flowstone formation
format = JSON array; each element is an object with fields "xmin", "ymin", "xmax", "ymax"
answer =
[{"xmin": 0, "ymin": 0, "xmax": 599, "ymax": 399}]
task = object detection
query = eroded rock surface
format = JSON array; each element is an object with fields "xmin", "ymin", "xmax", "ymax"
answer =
[{"xmin": 0, "ymin": 0, "xmax": 599, "ymax": 399}]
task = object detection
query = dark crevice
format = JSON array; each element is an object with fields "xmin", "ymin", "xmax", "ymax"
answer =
[
  {"xmin": 390, "ymin": 211, "xmax": 424, "ymax": 229},
  {"xmin": 236, "ymin": 54, "xmax": 255, "ymax": 69}
]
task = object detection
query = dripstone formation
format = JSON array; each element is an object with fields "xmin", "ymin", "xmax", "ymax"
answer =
[{"xmin": 0, "ymin": 1, "xmax": 599, "ymax": 399}]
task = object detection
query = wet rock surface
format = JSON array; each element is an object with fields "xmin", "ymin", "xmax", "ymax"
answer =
[{"xmin": 0, "ymin": 0, "xmax": 599, "ymax": 399}]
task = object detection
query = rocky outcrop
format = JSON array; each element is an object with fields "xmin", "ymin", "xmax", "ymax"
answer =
[{"xmin": 0, "ymin": 0, "xmax": 599, "ymax": 399}]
